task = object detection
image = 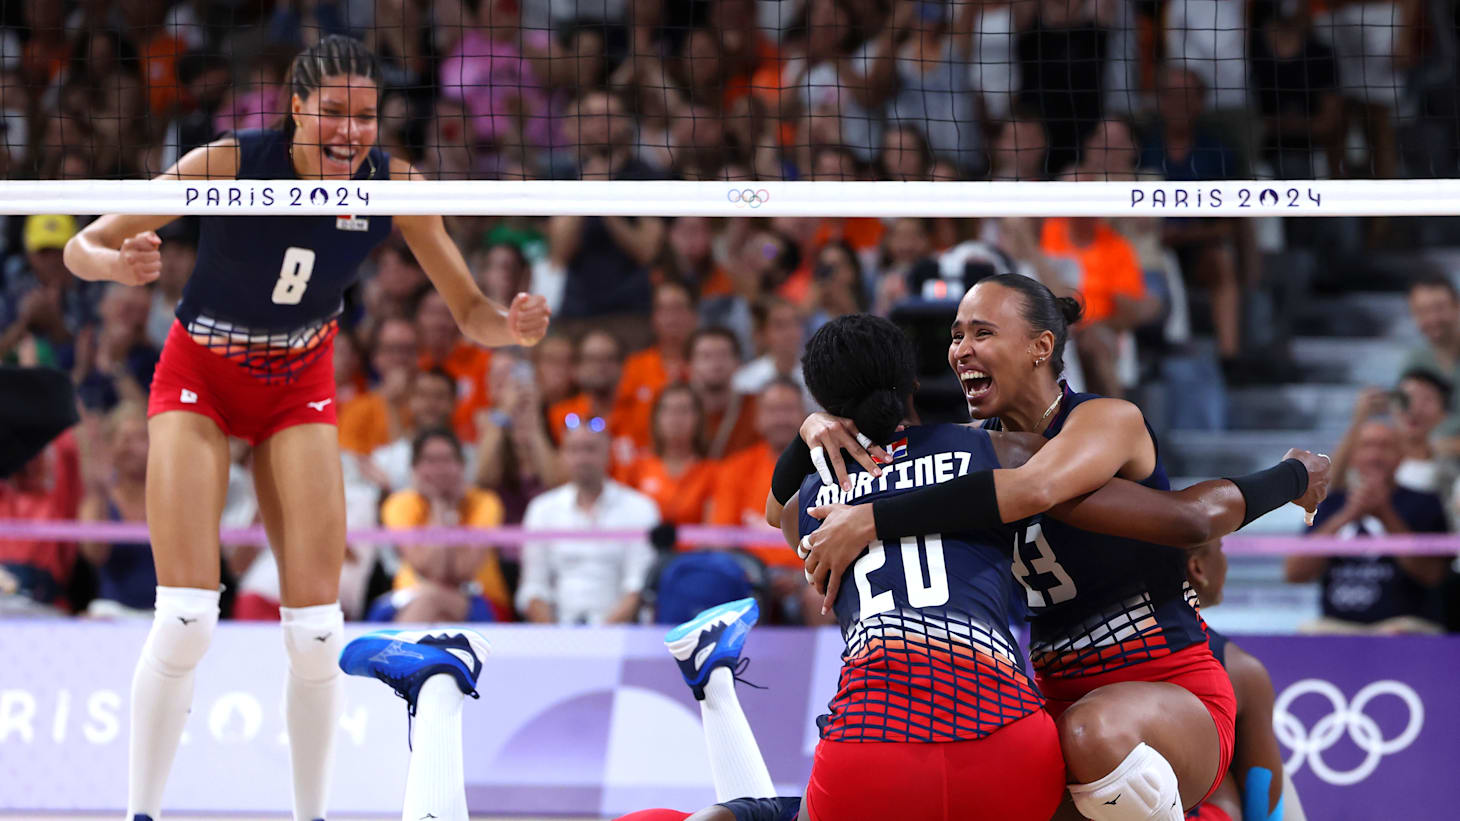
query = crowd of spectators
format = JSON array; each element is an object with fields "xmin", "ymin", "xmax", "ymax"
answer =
[{"xmin": 0, "ymin": 0, "xmax": 1459, "ymax": 626}]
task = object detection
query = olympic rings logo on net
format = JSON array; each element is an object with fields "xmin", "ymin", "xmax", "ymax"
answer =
[
  {"xmin": 1273, "ymin": 678, "xmax": 1424, "ymax": 786},
  {"xmin": 727, "ymin": 188, "xmax": 771, "ymax": 208}
]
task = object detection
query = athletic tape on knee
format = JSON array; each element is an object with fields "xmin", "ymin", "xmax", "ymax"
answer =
[
  {"xmin": 1242, "ymin": 767, "xmax": 1285, "ymax": 821},
  {"xmin": 145, "ymin": 586, "xmax": 221, "ymax": 675},
  {"xmin": 1068, "ymin": 742, "xmax": 1183, "ymax": 821},
  {"xmin": 280, "ymin": 603, "xmax": 345, "ymax": 682}
]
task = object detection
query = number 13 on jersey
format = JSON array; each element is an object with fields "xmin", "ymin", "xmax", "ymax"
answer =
[{"xmin": 1013, "ymin": 522, "xmax": 1077, "ymax": 607}]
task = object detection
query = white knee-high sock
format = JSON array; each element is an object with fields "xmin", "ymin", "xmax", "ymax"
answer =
[
  {"xmin": 128, "ymin": 586, "xmax": 220, "ymax": 819},
  {"xmin": 699, "ymin": 666, "xmax": 775, "ymax": 802},
  {"xmin": 281, "ymin": 603, "xmax": 345, "ymax": 821},
  {"xmin": 1068, "ymin": 742, "xmax": 1184, "ymax": 821},
  {"xmin": 403, "ymin": 675, "xmax": 468, "ymax": 821}
]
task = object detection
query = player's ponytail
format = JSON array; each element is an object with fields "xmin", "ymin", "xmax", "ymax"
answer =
[
  {"xmin": 980, "ymin": 273, "xmax": 1082, "ymax": 376},
  {"xmin": 802, "ymin": 314, "xmax": 918, "ymax": 445}
]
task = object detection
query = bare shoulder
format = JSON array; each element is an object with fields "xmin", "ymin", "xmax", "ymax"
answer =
[
  {"xmin": 1064, "ymin": 396, "xmax": 1147, "ymax": 433},
  {"xmin": 161, "ymin": 137, "xmax": 241, "ymax": 181}
]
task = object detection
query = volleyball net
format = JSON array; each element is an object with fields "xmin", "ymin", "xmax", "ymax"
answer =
[{"xmin": 0, "ymin": 0, "xmax": 1456, "ymax": 214}]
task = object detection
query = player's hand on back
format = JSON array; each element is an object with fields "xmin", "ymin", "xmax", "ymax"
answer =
[
  {"xmin": 507, "ymin": 292, "xmax": 551, "ymax": 347},
  {"xmin": 802, "ymin": 502, "xmax": 878, "ymax": 614},
  {"xmin": 1285, "ymin": 447, "xmax": 1331, "ymax": 524},
  {"xmin": 801, "ymin": 412, "xmax": 888, "ymax": 492},
  {"xmin": 114, "ymin": 231, "xmax": 162, "ymax": 286}
]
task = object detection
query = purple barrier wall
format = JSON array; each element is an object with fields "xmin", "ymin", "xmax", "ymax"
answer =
[{"xmin": 0, "ymin": 623, "xmax": 1451, "ymax": 819}]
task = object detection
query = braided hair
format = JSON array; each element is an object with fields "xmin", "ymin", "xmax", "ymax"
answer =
[
  {"xmin": 282, "ymin": 35, "xmax": 381, "ymax": 139},
  {"xmin": 801, "ymin": 314, "xmax": 917, "ymax": 444}
]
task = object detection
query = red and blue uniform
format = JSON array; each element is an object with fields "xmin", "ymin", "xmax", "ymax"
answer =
[
  {"xmin": 149, "ymin": 129, "xmax": 392, "ymax": 443},
  {"xmin": 795, "ymin": 424, "xmax": 1064, "ymax": 821},
  {"xmin": 986, "ymin": 383, "xmax": 1236, "ymax": 801}
]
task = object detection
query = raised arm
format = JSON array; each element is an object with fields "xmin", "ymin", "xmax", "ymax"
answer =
[
  {"xmin": 65, "ymin": 138, "xmax": 240, "ymax": 285},
  {"xmin": 392, "ymin": 159, "xmax": 551, "ymax": 350}
]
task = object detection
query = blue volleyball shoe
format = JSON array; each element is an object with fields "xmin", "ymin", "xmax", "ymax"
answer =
[
  {"xmin": 665, "ymin": 597, "xmax": 759, "ymax": 700},
  {"xmin": 338, "ymin": 628, "xmax": 490, "ymax": 711}
]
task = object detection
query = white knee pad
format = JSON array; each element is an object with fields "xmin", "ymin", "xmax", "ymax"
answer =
[
  {"xmin": 143, "ymin": 586, "xmax": 221, "ymax": 676},
  {"xmin": 1068, "ymin": 742, "xmax": 1183, "ymax": 821},
  {"xmin": 280, "ymin": 603, "xmax": 345, "ymax": 682}
]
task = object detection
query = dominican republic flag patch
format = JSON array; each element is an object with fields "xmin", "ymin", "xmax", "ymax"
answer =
[
  {"xmin": 887, "ymin": 438, "xmax": 909, "ymax": 461},
  {"xmin": 336, "ymin": 215, "xmax": 369, "ymax": 231}
]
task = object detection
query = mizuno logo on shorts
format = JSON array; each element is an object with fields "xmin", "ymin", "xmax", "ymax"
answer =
[
  {"xmin": 180, "ymin": 389, "xmax": 198, "ymax": 404},
  {"xmin": 307, "ymin": 399, "xmax": 333, "ymax": 412}
]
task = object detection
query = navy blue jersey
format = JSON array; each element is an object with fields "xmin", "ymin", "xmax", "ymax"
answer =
[
  {"xmin": 1308, "ymin": 486, "xmax": 1447, "ymax": 624},
  {"xmin": 985, "ymin": 383, "xmax": 1209, "ymax": 679},
  {"xmin": 178, "ymin": 129, "xmax": 392, "ymax": 341},
  {"xmin": 1205, "ymin": 627, "xmax": 1229, "ymax": 669},
  {"xmin": 798, "ymin": 424, "xmax": 1043, "ymax": 743}
]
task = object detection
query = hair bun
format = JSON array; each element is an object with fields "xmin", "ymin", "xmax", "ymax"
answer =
[
  {"xmin": 1056, "ymin": 295, "xmax": 1084, "ymax": 326},
  {"xmin": 850, "ymin": 389, "xmax": 903, "ymax": 445}
]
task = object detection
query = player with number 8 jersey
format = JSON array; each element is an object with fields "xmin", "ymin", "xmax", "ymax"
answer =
[{"xmin": 62, "ymin": 35, "xmax": 550, "ymax": 821}]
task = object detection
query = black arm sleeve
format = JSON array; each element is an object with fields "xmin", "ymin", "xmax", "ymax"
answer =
[
  {"xmin": 770, "ymin": 436, "xmax": 816, "ymax": 504},
  {"xmin": 870, "ymin": 469, "xmax": 1002, "ymax": 540},
  {"xmin": 1227, "ymin": 458, "xmax": 1308, "ymax": 528}
]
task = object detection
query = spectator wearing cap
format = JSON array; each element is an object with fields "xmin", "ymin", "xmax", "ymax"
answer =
[
  {"xmin": 618, "ymin": 281, "xmax": 698, "ymax": 450},
  {"xmin": 618, "ymin": 383, "xmax": 719, "ymax": 529},
  {"xmin": 518, "ymin": 421, "xmax": 661, "ymax": 625},
  {"xmin": 547, "ymin": 329, "xmax": 638, "ymax": 465},
  {"xmin": 375, "ymin": 429, "xmax": 513, "ymax": 622},
  {"xmin": 708, "ymin": 378, "xmax": 807, "ymax": 570},
  {"xmin": 1289, "ymin": 418, "xmax": 1450, "ymax": 634},
  {"xmin": 2, "ymin": 214, "xmax": 95, "ymax": 369},
  {"xmin": 689, "ymin": 327, "xmax": 761, "ymax": 459}
]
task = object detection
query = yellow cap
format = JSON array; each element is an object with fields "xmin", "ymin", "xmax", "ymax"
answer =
[{"xmin": 23, "ymin": 214, "xmax": 78, "ymax": 253}]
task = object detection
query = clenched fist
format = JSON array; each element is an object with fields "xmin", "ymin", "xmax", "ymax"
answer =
[
  {"xmin": 114, "ymin": 231, "xmax": 162, "ymax": 286},
  {"xmin": 507, "ymin": 292, "xmax": 551, "ymax": 347}
]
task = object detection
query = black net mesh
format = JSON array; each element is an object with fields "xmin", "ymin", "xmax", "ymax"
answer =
[{"xmin": 0, "ymin": 0, "xmax": 1455, "ymax": 184}]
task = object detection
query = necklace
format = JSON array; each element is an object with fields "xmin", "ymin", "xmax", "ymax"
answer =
[{"xmin": 1038, "ymin": 391, "xmax": 1062, "ymax": 428}]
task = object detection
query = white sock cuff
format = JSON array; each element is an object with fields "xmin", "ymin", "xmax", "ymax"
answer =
[
  {"xmin": 1068, "ymin": 743, "xmax": 1182, "ymax": 821},
  {"xmin": 154, "ymin": 585, "xmax": 221, "ymax": 614},
  {"xmin": 281, "ymin": 603, "xmax": 344, "ymax": 682}
]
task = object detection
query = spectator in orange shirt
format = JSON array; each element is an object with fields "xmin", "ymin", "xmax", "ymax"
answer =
[
  {"xmin": 414, "ymin": 287, "xmax": 491, "ymax": 441},
  {"xmin": 708, "ymin": 377, "xmax": 806, "ymax": 570},
  {"xmin": 620, "ymin": 383, "xmax": 718, "ymax": 527},
  {"xmin": 1041, "ymin": 217, "xmax": 1162, "ymax": 397},
  {"xmin": 690, "ymin": 327, "xmax": 761, "ymax": 458},
  {"xmin": 618, "ymin": 280, "xmax": 697, "ymax": 448},
  {"xmin": 337, "ymin": 317, "xmax": 419, "ymax": 455},
  {"xmin": 371, "ymin": 428, "xmax": 512, "ymax": 622},
  {"xmin": 548, "ymin": 330, "xmax": 638, "ymax": 464}
]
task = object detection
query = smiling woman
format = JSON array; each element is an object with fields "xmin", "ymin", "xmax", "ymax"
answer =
[{"xmin": 59, "ymin": 33, "xmax": 551, "ymax": 821}]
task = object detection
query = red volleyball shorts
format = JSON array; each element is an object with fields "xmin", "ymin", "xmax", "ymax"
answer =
[
  {"xmin": 1186, "ymin": 802, "xmax": 1235, "ymax": 821},
  {"xmin": 148, "ymin": 321, "xmax": 337, "ymax": 445},
  {"xmin": 1038, "ymin": 642, "xmax": 1238, "ymax": 805},
  {"xmin": 804, "ymin": 709, "xmax": 1065, "ymax": 821}
]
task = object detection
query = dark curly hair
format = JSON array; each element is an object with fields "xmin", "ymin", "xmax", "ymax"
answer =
[
  {"xmin": 801, "ymin": 314, "xmax": 917, "ymax": 444},
  {"xmin": 977, "ymin": 274, "xmax": 1084, "ymax": 376}
]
